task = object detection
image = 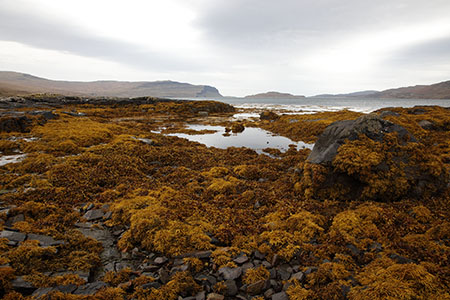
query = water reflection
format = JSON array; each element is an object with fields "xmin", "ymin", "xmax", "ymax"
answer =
[{"xmin": 167, "ymin": 124, "xmax": 313, "ymax": 154}]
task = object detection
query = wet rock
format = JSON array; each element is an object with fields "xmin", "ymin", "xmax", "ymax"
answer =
[
  {"xmin": 73, "ymin": 281, "xmax": 107, "ymax": 295},
  {"xmin": 159, "ymin": 268, "xmax": 171, "ymax": 284},
  {"xmin": 272, "ymin": 291, "xmax": 289, "ymax": 300},
  {"xmin": 83, "ymin": 209, "xmax": 104, "ymax": 221},
  {"xmin": 378, "ymin": 110, "xmax": 400, "ymax": 118},
  {"xmin": 368, "ymin": 242, "xmax": 383, "ymax": 252},
  {"xmin": 32, "ymin": 287, "xmax": 53, "ymax": 298},
  {"xmin": 241, "ymin": 262, "xmax": 254, "ymax": 273},
  {"xmin": 218, "ymin": 266, "xmax": 242, "ymax": 280},
  {"xmin": 276, "ymin": 265, "xmax": 292, "ymax": 281}
]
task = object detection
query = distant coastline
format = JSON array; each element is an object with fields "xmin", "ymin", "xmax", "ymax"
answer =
[{"xmin": 245, "ymin": 91, "xmax": 305, "ymax": 99}]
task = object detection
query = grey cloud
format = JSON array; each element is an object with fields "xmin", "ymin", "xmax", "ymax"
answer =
[
  {"xmin": 195, "ymin": 0, "xmax": 450, "ymax": 48},
  {"xmin": 0, "ymin": 6, "xmax": 203, "ymax": 72},
  {"xmin": 386, "ymin": 36, "xmax": 450, "ymax": 66}
]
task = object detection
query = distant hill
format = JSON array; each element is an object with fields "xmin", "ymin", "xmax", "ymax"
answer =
[
  {"xmin": 311, "ymin": 81, "xmax": 450, "ymax": 99},
  {"xmin": 372, "ymin": 80, "xmax": 450, "ymax": 99},
  {"xmin": 0, "ymin": 71, "xmax": 222, "ymax": 98},
  {"xmin": 245, "ymin": 91, "xmax": 305, "ymax": 99},
  {"xmin": 312, "ymin": 90, "xmax": 379, "ymax": 98}
]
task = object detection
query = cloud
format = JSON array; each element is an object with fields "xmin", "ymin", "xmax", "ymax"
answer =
[{"xmin": 0, "ymin": 3, "xmax": 204, "ymax": 72}]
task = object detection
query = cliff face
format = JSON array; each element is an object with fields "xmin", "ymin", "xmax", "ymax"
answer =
[
  {"xmin": 373, "ymin": 80, "xmax": 450, "ymax": 99},
  {"xmin": 0, "ymin": 71, "xmax": 223, "ymax": 98}
]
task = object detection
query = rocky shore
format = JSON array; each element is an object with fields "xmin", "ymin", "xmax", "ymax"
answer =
[{"xmin": 0, "ymin": 96, "xmax": 449, "ymax": 299}]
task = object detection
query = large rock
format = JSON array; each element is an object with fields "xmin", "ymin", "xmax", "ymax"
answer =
[{"xmin": 300, "ymin": 114, "xmax": 447, "ymax": 201}]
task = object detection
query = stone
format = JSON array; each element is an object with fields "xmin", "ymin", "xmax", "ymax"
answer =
[
  {"xmin": 5, "ymin": 214, "xmax": 24, "ymax": 227},
  {"xmin": 418, "ymin": 120, "xmax": 435, "ymax": 130},
  {"xmin": 254, "ymin": 250, "xmax": 265, "ymax": 260},
  {"xmin": 207, "ymin": 293, "xmax": 224, "ymax": 300},
  {"xmin": 12, "ymin": 276, "xmax": 36, "ymax": 294},
  {"xmin": 141, "ymin": 281, "xmax": 162, "ymax": 290},
  {"xmin": 264, "ymin": 288, "xmax": 275, "ymax": 299},
  {"xmin": 32, "ymin": 287, "xmax": 53, "ymax": 297},
  {"xmin": 276, "ymin": 265, "xmax": 292, "ymax": 281},
  {"xmin": 368, "ymin": 242, "xmax": 383, "ymax": 252},
  {"xmin": 136, "ymin": 137, "xmax": 155, "ymax": 145},
  {"xmin": 0, "ymin": 115, "xmax": 32, "ymax": 133},
  {"xmin": 224, "ymin": 279, "xmax": 238, "ymax": 296},
  {"xmin": 154, "ymin": 256, "xmax": 169, "ymax": 265},
  {"xmin": 0, "ymin": 230, "xmax": 26, "ymax": 243},
  {"xmin": 346, "ymin": 244, "xmax": 361, "ymax": 256},
  {"xmin": 246, "ymin": 279, "xmax": 267, "ymax": 295},
  {"xmin": 389, "ymin": 253, "xmax": 414, "ymax": 264},
  {"xmin": 159, "ymin": 268, "xmax": 171, "ymax": 284},
  {"xmin": 241, "ymin": 262, "xmax": 254, "ymax": 272},
  {"xmin": 260, "ymin": 111, "xmax": 279, "ymax": 121},
  {"xmin": 55, "ymin": 284, "xmax": 78, "ymax": 294},
  {"xmin": 27, "ymin": 233, "xmax": 64, "ymax": 247},
  {"xmin": 308, "ymin": 114, "xmax": 414, "ymax": 165},
  {"xmin": 83, "ymin": 209, "xmax": 104, "ymax": 221},
  {"xmin": 195, "ymin": 291, "xmax": 206, "ymax": 300},
  {"xmin": 303, "ymin": 113, "xmax": 447, "ymax": 201},
  {"xmin": 73, "ymin": 281, "xmax": 107, "ymax": 295},
  {"xmin": 233, "ymin": 254, "xmax": 249, "ymax": 264},
  {"xmin": 290, "ymin": 272, "xmax": 305, "ymax": 282},
  {"xmin": 218, "ymin": 266, "xmax": 242, "ymax": 280},
  {"xmin": 231, "ymin": 122, "xmax": 245, "ymax": 133},
  {"xmin": 272, "ymin": 291, "xmax": 289, "ymax": 300}
]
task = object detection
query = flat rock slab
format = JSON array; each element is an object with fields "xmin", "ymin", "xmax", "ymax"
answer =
[
  {"xmin": 83, "ymin": 209, "xmax": 104, "ymax": 221},
  {"xmin": 73, "ymin": 281, "xmax": 106, "ymax": 295},
  {"xmin": 0, "ymin": 230, "xmax": 26, "ymax": 242},
  {"xmin": 27, "ymin": 233, "xmax": 63, "ymax": 247},
  {"xmin": 218, "ymin": 266, "xmax": 242, "ymax": 280},
  {"xmin": 272, "ymin": 291, "xmax": 289, "ymax": 300}
]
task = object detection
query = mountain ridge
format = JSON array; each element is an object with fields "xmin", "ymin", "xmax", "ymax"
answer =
[{"xmin": 0, "ymin": 71, "xmax": 222, "ymax": 98}]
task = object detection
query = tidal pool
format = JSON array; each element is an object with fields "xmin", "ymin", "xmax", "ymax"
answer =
[
  {"xmin": 167, "ymin": 124, "xmax": 313, "ymax": 154},
  {"xmin": 0, "ymin": 154, "xmax": 27, "ymax": 167}
]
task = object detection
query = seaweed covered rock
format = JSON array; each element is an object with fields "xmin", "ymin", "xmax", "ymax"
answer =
[{"xmin": 299, "ymin": 114, "xmax": 448, "ymax": 201}]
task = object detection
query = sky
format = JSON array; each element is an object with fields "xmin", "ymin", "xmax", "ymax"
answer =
[{"xmin": 1, "ymin": 0, "xmax": 450, "ymax": 97}]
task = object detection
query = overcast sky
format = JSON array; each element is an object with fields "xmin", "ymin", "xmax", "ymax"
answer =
[{"xmin": 1, "ymin": 0, "xmax": 450, "ymax": 96}]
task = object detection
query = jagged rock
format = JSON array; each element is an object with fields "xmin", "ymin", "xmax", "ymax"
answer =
[
  {"xmin": 141, "ymin": 281, "xmax": 162, "ymax": 290},
  {"xmin": 272, "ymin": 291, "xmax": 289, "ymax": 300},
  {"xmin": 83, "ymin": 209, "xmax": 104, "ymax": 221},
  {"xmin": 218, "ymin": 266, "xmax": 242, "ymax": 280},
  {"xmin": 254, "ymin": 250, "xmax": 266, "ymax": 260},
  {"xmin": 265, "ymin": 288, "xmax": 275, "ymax": 298},
  {"xmin": 73, "ymin": 281, "xmax": 107, "ymax": 295}
]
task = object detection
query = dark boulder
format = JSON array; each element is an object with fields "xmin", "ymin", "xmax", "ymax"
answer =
[
  {"xmin": 299, "ymin": 114, "xmax": 447, "ymax": 201},
  {"xmin": 0, "ymin": 115, "xmax": 32, "ymax": 133},
  {"xmin": 260, "ymin": 111, "xmax": 279, "ymax": 121}
]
